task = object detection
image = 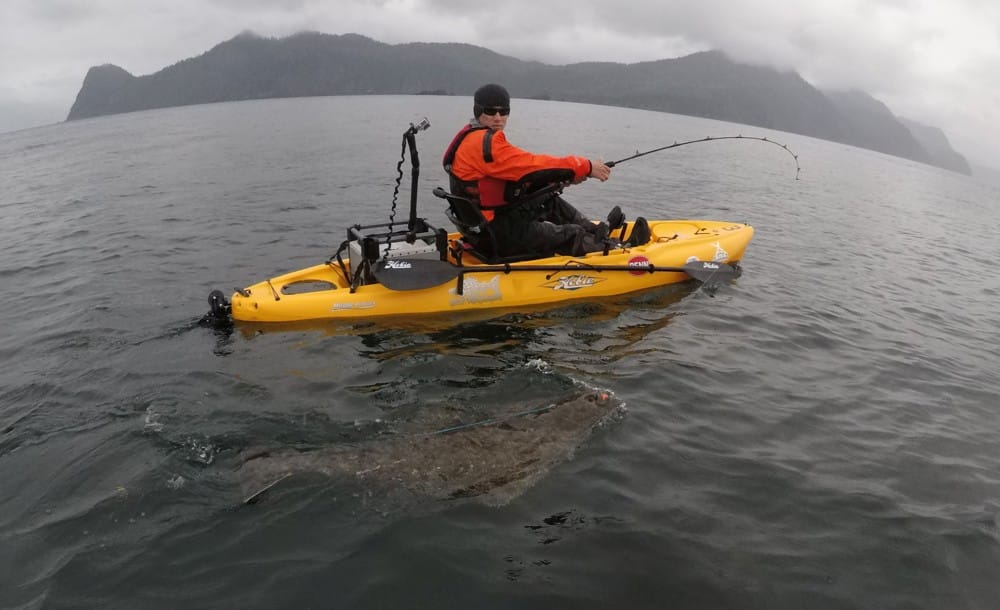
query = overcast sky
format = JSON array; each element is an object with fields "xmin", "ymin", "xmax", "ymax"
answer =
[{"xmin": 2, "ymin": 0, "xmax": 997, "ymax": 166}]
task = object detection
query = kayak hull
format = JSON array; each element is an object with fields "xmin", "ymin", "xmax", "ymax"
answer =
[{"xmin": 229, "ymin": 219, "xmax": 753, "ymax": 323}]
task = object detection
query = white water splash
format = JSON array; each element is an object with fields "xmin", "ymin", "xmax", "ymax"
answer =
[{"xmin": 143, "ymin": 406, "xmax": 163, "ymax": 433}]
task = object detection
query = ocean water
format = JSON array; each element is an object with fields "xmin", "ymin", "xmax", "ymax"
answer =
[{"xmin": 2, "ymin": 95, "xmax": 999, "ymax": 609}]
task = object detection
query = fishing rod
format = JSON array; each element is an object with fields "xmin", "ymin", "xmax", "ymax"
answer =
[{"xmin": 607, "ymin": 135, "xmax": 801, "ymax": 179}]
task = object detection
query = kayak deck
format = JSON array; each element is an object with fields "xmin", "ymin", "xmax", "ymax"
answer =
[{"xmin": 228, "ymin": 219, "xmax": 753, "ymax": 323}]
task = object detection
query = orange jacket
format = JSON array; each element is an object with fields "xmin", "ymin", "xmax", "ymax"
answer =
[{"xmin": 445, "ymin": 124, "xmax": 592, "ymax": 220}]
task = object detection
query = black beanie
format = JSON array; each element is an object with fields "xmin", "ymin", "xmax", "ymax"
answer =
[{"xmin": 473, "ymin": 83, "xmax": 510, "ymax": 114}]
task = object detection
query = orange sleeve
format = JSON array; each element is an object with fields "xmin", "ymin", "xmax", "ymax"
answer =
[{"xmin": 452, "ymin": 130, "xmax": 591, "ymax": 182}]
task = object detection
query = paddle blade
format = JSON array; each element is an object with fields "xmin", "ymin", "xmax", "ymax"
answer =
[
  {"xmin": 681, "ymin": 260, "xmax": 739, "ymax": 284},
  {"xmin": 373, "ymin": 258, "xmax": 461, "ymax": 291}
]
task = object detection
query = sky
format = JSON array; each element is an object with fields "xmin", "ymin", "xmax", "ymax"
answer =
[{"xmin": 2, "ymin": 0, "xmax": 998, "ymax": 166}]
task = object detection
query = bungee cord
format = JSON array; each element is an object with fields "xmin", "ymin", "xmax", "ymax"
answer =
[
  {"xmin": 382, "ymin": 118, "xmax": 431, "ymax": 260},
  {"xmin": 383, "ymin": 135, "xmax": 409, "ymax": 257}
]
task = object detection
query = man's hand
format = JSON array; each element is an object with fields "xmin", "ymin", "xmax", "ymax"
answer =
[{"xmin": 588, "ymin": 159, "xmax": 611, "ymax": 182}]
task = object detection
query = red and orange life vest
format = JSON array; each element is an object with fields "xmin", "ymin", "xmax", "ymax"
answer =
[{"xmin": 443, "ymin": 122, "xmax": 592, "ymax": 221}]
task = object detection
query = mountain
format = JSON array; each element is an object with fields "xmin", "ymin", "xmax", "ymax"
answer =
[
  {"xmin": 897, "ymin": 117, "xmax": 972, "ymax": 175},
  {"xmin": 823, "ymin": 90, "xmax": 931, "ymax": 164},
  {"xmin": 970, "ymin": 163, "xmax": 1000, "ymax": 189},
  {"xmin": 67, "ymin": 31, "xmax": 970, "ymax": 175}
]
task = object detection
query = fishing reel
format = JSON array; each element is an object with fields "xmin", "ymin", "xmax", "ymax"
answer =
[{"xmin": 407, "ymin": 117, "xmax": 430, "ymax": 135}]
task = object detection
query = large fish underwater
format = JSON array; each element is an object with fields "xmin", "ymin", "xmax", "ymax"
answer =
[{"xmin": 239, "ymin": 388, "xmax": 624, "ymax": 506}]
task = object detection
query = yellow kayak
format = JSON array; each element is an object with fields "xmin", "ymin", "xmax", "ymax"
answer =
[
  {"xmin": 203, "ymin": 121, "xmax": 771, "ymax": 326},
  {"xmin": 215, "ymin": 218, "xmax": 753, "ymax": 324}
]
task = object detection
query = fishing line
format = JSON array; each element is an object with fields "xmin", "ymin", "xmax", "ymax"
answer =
[
  {"xmin": 427, "ymin": 403, "xmax": 557, "ymax": 436},
  {"xmin": 425, "ymin": 389, "xmax": 615, "ymax": 436},
  {"xmin": 608, "ymin": 135, "xmax": 801, "ymax": 179}
]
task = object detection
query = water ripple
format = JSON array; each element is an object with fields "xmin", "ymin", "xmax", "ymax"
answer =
[{"xmin": 2, "ymin": 97, "xmax": 1000, "ymax": 608}]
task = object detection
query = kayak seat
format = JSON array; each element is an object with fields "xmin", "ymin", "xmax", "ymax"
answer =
[{"xmin": 434, "ymin": 187, "xmax": 542, "ymax": 264}]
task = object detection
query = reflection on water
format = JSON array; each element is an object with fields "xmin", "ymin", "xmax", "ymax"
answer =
[{"xmin": 222, "ymin": 280, "xmax": 694, "ymax": 341}]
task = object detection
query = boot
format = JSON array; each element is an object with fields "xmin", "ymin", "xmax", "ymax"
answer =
[
  {"xmin": 607, "ymin": 205, "xmax": 625, "ymax": 230},
  {"xmin": 625, "ymin": 217, "xmax": 650, "ymax": 247}
]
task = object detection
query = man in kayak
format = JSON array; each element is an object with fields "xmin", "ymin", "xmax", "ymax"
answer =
[{"xmin": 443, "ymin": 83, "xmax": 650, "ymax": 257}]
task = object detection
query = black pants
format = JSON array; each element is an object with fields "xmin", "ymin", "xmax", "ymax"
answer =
[{"xmin": 491, "ymin": 196, "xmax": 604, "ymax": 257}]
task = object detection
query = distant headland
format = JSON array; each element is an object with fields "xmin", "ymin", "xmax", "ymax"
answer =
[{"xmin": 67, "ymin": 31, "xmax": 971, "ymax": 175}]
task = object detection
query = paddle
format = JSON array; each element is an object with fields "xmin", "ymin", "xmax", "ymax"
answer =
[
  {"xmin": 373, "ymin": 258, "xmax": 737, "ymax": 291},
  {"xmin": 373, "ymin": 258, "xmax": 470, "ymax": 291}
]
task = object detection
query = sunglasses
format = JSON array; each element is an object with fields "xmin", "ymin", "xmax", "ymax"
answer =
[{"xmin": 480, "ymin": 106, "xmax": 511, "ymax": 116}]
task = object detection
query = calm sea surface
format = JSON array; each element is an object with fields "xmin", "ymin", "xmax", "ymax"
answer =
[{"xmin": 2, "ymin": 96, "xmax": 999, "ymax": 609}]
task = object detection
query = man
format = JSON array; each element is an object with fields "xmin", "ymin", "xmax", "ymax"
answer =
[{"xmin": 443, "ymin": 83, "xmax": 649, "ymax": 258}]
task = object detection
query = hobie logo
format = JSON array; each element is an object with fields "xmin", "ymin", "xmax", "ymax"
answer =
[
  {"xmin": 628, "ymin": 256, "xmax": 651, "ymax": 276},
  {"xmin": 383, "ymin": 260, "xmax": 412, "ymax": 270},
  {"xmin": 686, "ymin": 257, "xmax": 721, "ymax": 270},
  {"xmin": 545, "ymin": 275, "xmax": 602, "ymax": 291}
]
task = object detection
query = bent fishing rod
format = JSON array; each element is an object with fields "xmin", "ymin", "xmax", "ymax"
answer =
[{"xmin": 607, "ymin": 135, "xmax": 801, "ymax": 179}]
